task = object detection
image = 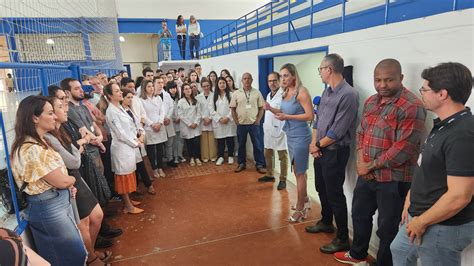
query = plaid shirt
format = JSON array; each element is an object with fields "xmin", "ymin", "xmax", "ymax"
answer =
[{"xmin": 357, "ymin": 88, "xmax": 426, "ymax": 182}]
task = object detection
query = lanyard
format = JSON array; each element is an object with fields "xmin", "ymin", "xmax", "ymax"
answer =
[{"xmin": 244, "ymin": 89, "xmax": 251, "ymax": 104}]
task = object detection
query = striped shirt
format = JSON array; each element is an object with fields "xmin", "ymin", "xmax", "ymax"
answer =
[
  {"xmin": 357, "ymin": 88, "xmax": 426, "ymax": 182},
  {"xmin": 313, "ymin": 79, "xmax": 359, "ymax": 149}
]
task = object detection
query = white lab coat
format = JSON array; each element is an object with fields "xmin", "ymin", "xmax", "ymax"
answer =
[
  {"xmin": 263, "ymin": 89, "xmax": 287, "ymax": 151},
  {"xmin": 177, "ymin": 97, "xmax": 201, "ymax": 139},
  {"xmin": 158, "ymin": 91, "xmax": 176, "ymax": 138},
  {"xmin": 209, "ymin": 92, "xmax": 236, "ymax": 139},
  {"xmin": 130, "ymin": 96, "xmax": 148, "ymax": 157},
  {"xmin": 106, "ymin": 103, "xmax": 140, "ymax": 175},
  {"xmin": 140, "ymin": 96, "xmax": 168, "ymax": 145},
  {"xmin": 196, "ymin": 92, "xmax": 214, "ymax": 132}
]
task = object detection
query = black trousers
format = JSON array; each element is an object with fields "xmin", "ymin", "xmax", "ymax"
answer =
[
  {"xmin": 136, "ymin": 161, "xmax": 152, "ymax": 188},
  {"xmin": 350, "ymin": 177, "xmax": 410, "ymax": 265},
  {"xmin": 177, "ymin": 35, "xmax": 186, "ymax": 59},
  {"xmin": 314, "ymin": 146, "xmax": 350, "ymax": 240},
  {"xmin": 217, "ymin": 137, "xmax": 235, "ymax": 158},
  {"xmin": 185, "ymin": 136, "xmax": 200, "ymax": 158},
  {"xmin": 100, "ymin": 139, "xmax": 115, "ymax": 195},
  {"xmin": 146, "ymin": 143, "xmax": 164, "ymax": 170}
]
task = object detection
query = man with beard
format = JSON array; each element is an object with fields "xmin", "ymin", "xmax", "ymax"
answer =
[{"xmin": 60, "ymin": 78, "xmax": 123, "ymax": 248}]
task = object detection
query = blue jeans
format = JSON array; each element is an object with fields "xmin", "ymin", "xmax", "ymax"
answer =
[
  {"xmin": 189, "ymin": 35, "xmax": 200, "ymax": 59},
  {"xmin": 391, "ymin": 216, "xmax": 474, "ymax": 266},
  {"xmin": 26, "ymin": 189, "xmax": 87, "ymax": 266},
  {"xmin": 237, "ymin": 124, "xmax": 265, "ymax": 168}
]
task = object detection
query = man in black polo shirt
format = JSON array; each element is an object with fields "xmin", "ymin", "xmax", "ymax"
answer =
[{"xmin": 391, "ymin": 62, "xmax": 474, "ymax": 266}]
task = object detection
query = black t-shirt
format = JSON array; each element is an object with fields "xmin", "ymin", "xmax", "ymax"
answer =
[{"xmin": 409, "ymin": 109, "xmax": 474, "ymax": 225}]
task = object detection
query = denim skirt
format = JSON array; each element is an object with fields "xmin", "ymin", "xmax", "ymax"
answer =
[{"xmin": 26, "ymin": 189, "xmax": 87, "ymax": 266}]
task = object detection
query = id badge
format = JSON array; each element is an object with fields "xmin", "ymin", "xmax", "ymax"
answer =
[{"xmin": 245, "ymin": 104, "xmax": 252, "ymax": 109}]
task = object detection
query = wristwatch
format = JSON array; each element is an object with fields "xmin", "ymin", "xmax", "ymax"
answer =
[{"xmin": 316, "ymin": 141, "xmax": 322, "ymax": 148}]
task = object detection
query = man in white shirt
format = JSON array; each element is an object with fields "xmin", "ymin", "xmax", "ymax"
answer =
[{"xmin": 260, "ymin": 72, "xmax": 288, "ymax": 190}]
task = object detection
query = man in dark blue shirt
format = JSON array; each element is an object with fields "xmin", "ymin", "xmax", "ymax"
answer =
[
  {"xmin": 391, "ymin": 62, "xmax": 474, "ymax": 266},
  {"xmin": 306, "ymin": 54, "xmax": 359, "ymax": 254}
]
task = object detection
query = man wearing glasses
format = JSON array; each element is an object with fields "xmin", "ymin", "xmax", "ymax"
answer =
[
  {"xmin": 307, "ymin": 53, "xmax": 359, "ymax": 254},
  {"xmin": 333, "ymin": 59, "xmax": 426, "ymax": 265},
  {"xmin": 259, "ymin": 72, "xmax": 289, "ymax": 190},
  {"xmin": 391, "ymin": 62, "xmax": 474, "ymax": 266}
]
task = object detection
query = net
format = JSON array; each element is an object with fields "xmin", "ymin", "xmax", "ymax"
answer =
[{"xmin": 0, "ymin": 0, "xmax": 123, "ymax": 224}]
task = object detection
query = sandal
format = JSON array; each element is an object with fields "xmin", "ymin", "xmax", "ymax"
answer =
[
  {"xmin": 130, "ymin": 200, "xmax": 141, "ymax": 206},
  {"xmin": 291, "ymin": 197, "xmax": 311, "ymax": 210},
  {"xmin": 87, "ymin": 255, "xmax": 111, "ymax": 266},
  {"xmin": 288, "ymin": 208, "xmax": 308, "ymax": 223},
  {"xmin": 96, "ymin": 250, "xmax": 113, "ymax": 262}
]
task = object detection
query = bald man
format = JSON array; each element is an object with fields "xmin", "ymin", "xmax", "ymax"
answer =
[
  {"xmin": 333, "ymin": 59, "xmax": 426, "ymax": 265},
  {"xmin": 230, "ymin": 73, "xmax": 266, "ymax": 173}
]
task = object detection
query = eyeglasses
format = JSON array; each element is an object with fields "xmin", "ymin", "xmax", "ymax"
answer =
[
  {"xmin": 268, "ymin": 79, "xmax": 278, "ymax": 83},
  {"xmin": 318, "ymin": 66, "xmax": 329, "ymax": 73},
  {"xmin": 419, "ymin": 87, "xmax": 431, "ymax": 94}
]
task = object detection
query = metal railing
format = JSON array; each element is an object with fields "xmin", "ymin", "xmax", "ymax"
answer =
[
  {"xmin": 0, "ymin": 62, "xmax": 122, "ymax": 234},
  {"xmin": 198, "ymin": 0, "xmax": 466, "ymax": 59}
]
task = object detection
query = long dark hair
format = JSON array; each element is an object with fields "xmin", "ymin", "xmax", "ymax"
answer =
[
  {"xmin": 226, "ymin": 75, "xmax": 237, "ymax": 91},
  {"xmin": 207, "ymin": 71, "xmax": 218, "ymax": 91},
  {"xmin": 165, "ymin": 81, "xmax": 179, "ymax": 102},
  {"xmin": 11, "ymin": 96, "xmax": 51, "ymax": 159},
  {"xmin": 46, "ymin": 97, "xmax": 72, "ymax": 151},
  {"xmin": 176, "ymin": 15, "xmax": 184, "ymax": 26},
  {"xmin": 213, "ymin": 77, "xmax": 231, "ymax": 111},
  {"xmin": 181, "ymin": 83, "xmax": 197, "ymax": 105}
]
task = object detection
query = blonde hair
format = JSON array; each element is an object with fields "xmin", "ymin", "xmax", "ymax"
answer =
[{"xmin": 280, "ymin": 63, "xmax": 303, "ymax": 97}]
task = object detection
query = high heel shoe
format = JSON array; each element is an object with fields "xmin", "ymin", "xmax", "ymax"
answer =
[
  {"xmin": 288, "ymin": 207, "xmax": 308, "ymax": 223},
  {"xmin": 291, "ymin": 197, "xmax": 311, "ymax": 210},
  {"xmin": 123, "ymin": 207, "xmax": 144, "ymax": 214}
]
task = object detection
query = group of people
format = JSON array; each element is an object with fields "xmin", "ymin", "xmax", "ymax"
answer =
[
  {"xmin": 7, "ymin": 53, "xmax": 474, "ymax": 266},
  {"xmin": 159, "ymin": 15, "xmax": 202, "ymax": 61}
]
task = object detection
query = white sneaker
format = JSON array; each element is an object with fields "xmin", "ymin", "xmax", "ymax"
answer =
[
  {"xmin": 190, "ymin": 158, "xmax": 195, "ymax": 166},
  {"xmin": 202, "ymin": 159, "xmax": 209, "ymax": 163},
  {"xmin": 196, "ymin": 158, "xmax": 202, "ymax": 166},
  {"xmin": 216, "ymin": 157, "xmax": 224, "ymax": 166},
  {"xmin": 210, "ymin": 158, "xmax": 216, "ymax": 162},
  {"xmin": 179, "ymin": 156, "xmax": 187, "ymax": 163},
  {"xmin": 228, "ymin": 156, "xmax": 234, "ymax": 164},
  {"xmin": 158, "ymin": 168, "xmax": 166, "ymax": 177}
]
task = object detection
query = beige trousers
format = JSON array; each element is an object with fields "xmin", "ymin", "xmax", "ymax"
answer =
[
  {"xmin": 264, "ymin": 148, "xmax": 288, "ymax": 181},
  {"xmin": 201, "ymin": 131, "xmax": 217, "ymax": 161}
]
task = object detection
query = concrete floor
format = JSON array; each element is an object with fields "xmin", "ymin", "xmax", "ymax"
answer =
[{"xmin": 105, "ymin": 161, "xmax": 342, "ymax": 266}]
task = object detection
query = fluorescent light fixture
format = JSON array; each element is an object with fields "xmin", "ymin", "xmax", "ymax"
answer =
[
  {"xmin": 119, "ymin": 36, "xmax": 125, "ymax": 42},
  {"xmin": 46, "ymin": 38, "xmax": 54, "ymax": 45}
]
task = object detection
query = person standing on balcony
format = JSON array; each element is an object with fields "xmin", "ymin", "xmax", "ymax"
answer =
[
  {"xmin": 159, "ymin": 20, "xmax": 173, "ymax": 61},
  {"xmin": 188, "ymin": 15, "xmax": 201, "ymax": 60},
  {"xmin": 176, "ymin": 15, "xmax": 187, "ymax": 60}
]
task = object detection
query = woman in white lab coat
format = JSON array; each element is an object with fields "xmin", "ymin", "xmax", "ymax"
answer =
[
  {"xmin": 210, "ymin": 77, "xmax": 236, "ymax": 165},
  {"xmin": 167, "ymin": 82, "xmax": 185, "ymax": 163},
  {"xmin": 196, "ymin": 77, "xmax": 217, "ymax": 162},
  {"xmin": 139, "ymin": 79, "xmax": 168, "ymax": 178},
  {"xmin": 177, "ymin": 83, "xmax": 202, "ymax": 166},
  {"xmin": 104, "ymin": 83, "xmax": 144, "ymax": 214}
]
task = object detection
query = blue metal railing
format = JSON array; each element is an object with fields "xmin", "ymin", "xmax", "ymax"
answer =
[
  {"xmin": 0, "ymin": 61, "xmax": 122, "ymax": 234},
  {"xmin": 196, "ymin": 0, "xmax": 468, "ymax": 59}
]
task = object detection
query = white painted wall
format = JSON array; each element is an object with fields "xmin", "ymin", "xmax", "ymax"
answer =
[
  {"xmin": 119, "ymin": 34, "xmax": 159, "ymax": 79},
  {"xmin": 198, "ymin": 9, "xmax": 474, "ymax": 264},
  {"xmin": 273, "ymin": 52, "xmax": 327, "ymax": 98},
  {"xmin": 115, "ymin": 0, "xmax": 269, "ymax": 19}
]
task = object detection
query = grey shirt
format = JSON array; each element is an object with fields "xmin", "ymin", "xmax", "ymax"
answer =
[
  {"xmin": 44, "ymin": 133, "xmax": 82, "ymax": 170},
  {"xmin": 313, "ymin": 79, "xmax": 359, "ymax": 149},
  {"xmin": 68, "ymin": 101, "xmax": 99, "ymax": 153}
]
